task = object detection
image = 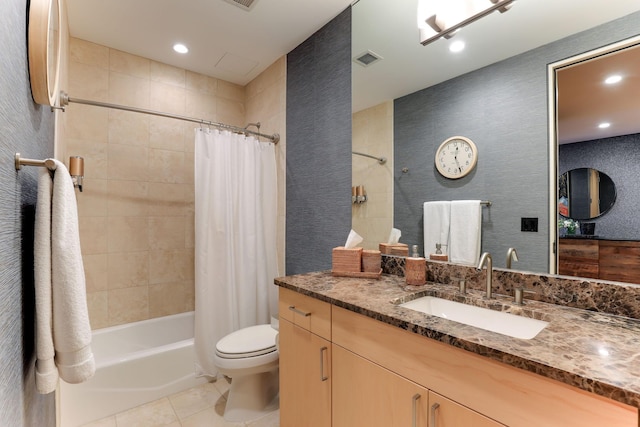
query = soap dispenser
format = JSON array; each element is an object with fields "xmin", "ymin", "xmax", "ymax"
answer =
[{"xmin": 429, "ymin": 243, "xmax": 448, "ymax": 261}]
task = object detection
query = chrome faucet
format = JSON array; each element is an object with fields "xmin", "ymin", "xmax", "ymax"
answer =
[
  {"xmin": 476, "ymin": 252, "xmax": 493, "ymax": 299},
  {"xmin": 506, "ymin": 247, "xmax": 519, "ymax": 269}
]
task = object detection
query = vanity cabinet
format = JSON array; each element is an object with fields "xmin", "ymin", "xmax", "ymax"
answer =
[
  {"xmin": 558, "ymin": 238, "xmax": 599, "ymax": 278},
  {"xmin": 279, "ymin": 288, "xmax": 332, "ymax": 427},
  {"xmin": 331, "ymin": 305, "xmax": 636, "ymax": 427},
  {"xmin": 559, "ymin": 238, "xmax": 640, "ymax": 283},
  {"xmin": 279, "ymin": 288, "xmax": 637, "ymax": 427}
]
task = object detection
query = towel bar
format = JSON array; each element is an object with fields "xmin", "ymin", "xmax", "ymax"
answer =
[{"xmin": 15, "ymin": 153, "xmax": 56, "ymax": 171}]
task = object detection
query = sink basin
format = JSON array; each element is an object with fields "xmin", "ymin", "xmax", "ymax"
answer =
[{"xmin": 399, "ymin": 296, "xmax": 548, "ymax": 339}]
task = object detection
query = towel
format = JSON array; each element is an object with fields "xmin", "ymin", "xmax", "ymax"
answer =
[
  {"xmin": 449, "ymin": 200, "xmax": 482, "ymax": 266},
  {"xmin": 35, "ymin": 160, "xmax": 95, "ymax": 394},
  {"xmin": 423, "ymin": 201, "xmax": 451, "ymax": 257}
]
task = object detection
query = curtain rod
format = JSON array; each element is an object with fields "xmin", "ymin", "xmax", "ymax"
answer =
[
  {"xmin": 352, "ymin": 151, "xmax": 387, "ymax": 165},
  {"xmin": 58, "ymin": 92, "xmax": 280, "ymax": 144}
]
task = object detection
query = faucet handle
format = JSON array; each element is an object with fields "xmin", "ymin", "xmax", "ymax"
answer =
[{"xmin": 514, "ymin": 287, "xmax": 535, "ymax": 305}]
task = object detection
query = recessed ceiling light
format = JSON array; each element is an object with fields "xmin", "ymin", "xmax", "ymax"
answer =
[
  {"xmin": 173, "ymin": 43, "xmax": 189, "ymax": 54},
  {"xmin": 604, "ymin": 74, "xmax": 622, "ymax": 85},
  {"xmin": 598, "ymin": 122, "xmax": 611, "ymax": 129},
  {"xmin": 449, "ymin": 40, "xmax": 465, "ymax": 53}
]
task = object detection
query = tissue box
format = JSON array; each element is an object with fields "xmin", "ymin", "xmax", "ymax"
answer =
[
  {"xmin": 405, "ymin": 257, "xmax": 426, "ymax": 286},
  {"xmin": 389, "ymin": 244, "xmax": 409, "ymax": 256},
  {"xmin": 332, "ymin": 247, "xmax": 363, "ymax": 273},
  {"xmin": 362, "ymin": 250, "xmax": 381, "ymax": 273},
  {"xmin": 379, "ymin": 243, "xmax": 408, "ymax": 255}
]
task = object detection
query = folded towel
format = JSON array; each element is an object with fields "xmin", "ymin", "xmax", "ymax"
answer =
[
  {"xmin": 449, "ymin": 200, "xmax": 482, "ymax": 266},
  {"xmin": 34, "ymin": 160, "xmax": 95, "ymax": 394},
  {"xmin": 423, "ymin": 201, "xmax": 451, "ymax": 257},
  {"xmin": 35, "ymin": 168, "xmax": 57, "ymax": 394}
]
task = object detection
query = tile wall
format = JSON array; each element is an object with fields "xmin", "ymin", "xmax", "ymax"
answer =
[
  {"xmin": 62, "ymin": 37, "xmax": 286, "ymax": 329},
  {"xmin": 352, "ymin": 101, "xmax": 394, "ymax": 250}
]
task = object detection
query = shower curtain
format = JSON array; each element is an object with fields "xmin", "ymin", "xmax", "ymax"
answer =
[{"xmin": 193, "ymin": 128, "xmax": 278, "ymax": 377}]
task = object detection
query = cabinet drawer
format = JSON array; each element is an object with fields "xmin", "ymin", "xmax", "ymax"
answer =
[{"xmin": 279, "ymin": 287, "xmax": 331, "ymax": 339}]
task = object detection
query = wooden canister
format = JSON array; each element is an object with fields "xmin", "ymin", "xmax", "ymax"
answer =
[
  {"xmin": 362, "ymin": 250, "xmax": 382, "ymax": 273},
  {"xmin": 405, "ymin": 257, "xmax": 426, "ymax": 285}
]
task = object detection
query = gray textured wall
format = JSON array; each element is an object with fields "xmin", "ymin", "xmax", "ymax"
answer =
[
  {"xmin": 286, "ymin": 7, "xmax": 352, "ymax": 274},
  {"xmin": 560, "ymin": 133, "xmax": 640, "ymax": 240},
  {"xmin": 394, "ymin": 11, "xmax": 640, "ymax": 272},
  {"xmin": 0, "ymin": 0, "xmax": 56, "ymax": 425}
]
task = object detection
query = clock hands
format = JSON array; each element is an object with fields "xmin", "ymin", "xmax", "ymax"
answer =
[{"xmin": 454, "ymin": 146, "xmax": 462, "ymax": 173}]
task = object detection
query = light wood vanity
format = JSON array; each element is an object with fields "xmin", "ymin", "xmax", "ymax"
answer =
[{"xmin": 277, "ymin": 277, "xmax": 639, "ymax": 427}]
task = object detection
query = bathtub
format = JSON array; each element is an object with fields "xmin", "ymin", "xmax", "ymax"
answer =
[{"xmin": 59, "ymin": 312, "xmax": 208, "ymax": 427}]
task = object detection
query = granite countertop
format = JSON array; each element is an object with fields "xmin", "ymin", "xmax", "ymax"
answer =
[{"xmin": 275, "ymin": 271, "xmax": 640, "ymax": 408}]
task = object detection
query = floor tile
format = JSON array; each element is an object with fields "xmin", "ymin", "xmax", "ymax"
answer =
[
  {"xmin": 81, "ymin": 416, "xmax": 117, "ymax": 427},
  {"xmin": 169, "ymin": 382, "xmax": 222, "ymax": 420},
  {"xmin": 115, "ymin": 397, "xmax": 179, "ymax": 427},
  {"xmin": 247, "ymin": 410, "xmax": 280, "ymax": 427},
  {"xmin": 180, "ymin": 406, "xmax": 245, "ymax": 427}
]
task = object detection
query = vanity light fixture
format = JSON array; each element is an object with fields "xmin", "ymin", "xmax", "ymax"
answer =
[
  {"xmin": 418, "ymin": 0, "xmax": 515, "ymax": 46},
  {"xmin": 598, "ymin": 122, "xmax": 611, "ymax": 129},
  {"xmin": 173, "ymin": 43, "xmax": 189, "ymax": 54},
  {"xmin": 604, "ymin": 74, "xmax": 622, "ymax": 85}
]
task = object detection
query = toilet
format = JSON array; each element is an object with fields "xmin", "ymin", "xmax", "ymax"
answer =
[{"xmin": 213, "ymin": 323, "xmax": 279, "ymax": 422}]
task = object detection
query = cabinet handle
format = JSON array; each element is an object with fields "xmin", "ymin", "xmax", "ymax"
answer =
[
  {"xmin": 430, "ymin": 403, "xmax": 440, "ymax": 427},
  {"xmin": 288, "ymin": 305, "xmax": 311, "ymax": 317},
  {"xmin": 412, "ymin": 394, "xmax": 421, "ymax": 427},
  {"xmin": 319, "ymin": 346, "xmax": 329, "ymax": 381}
]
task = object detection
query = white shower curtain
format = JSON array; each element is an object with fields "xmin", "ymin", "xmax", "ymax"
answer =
[{"xmin": 193, "ymin": 128, "xmax": 279, "ymax": 377}]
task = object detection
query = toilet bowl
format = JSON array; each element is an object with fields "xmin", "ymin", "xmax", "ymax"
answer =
[{"xmin": 213, "ymin": 324, "xmax": 279, "ymax": 422}]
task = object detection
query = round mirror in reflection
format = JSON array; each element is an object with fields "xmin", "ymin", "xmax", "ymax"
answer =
[{"xmin": 558, "ymin": 168, "xmax": 616, "ymax": 220}]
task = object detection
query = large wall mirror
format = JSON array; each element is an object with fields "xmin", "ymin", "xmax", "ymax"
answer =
[{"xmin": 351, "ymin": 0, "xmax": 640, "ymax": 282}]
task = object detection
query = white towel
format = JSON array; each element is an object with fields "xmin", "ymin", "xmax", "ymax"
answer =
[
  {"xmin": 449, "ymin": 200, "xmax": 482, "ymax": 266},
  {"xmin": 35, "ymin": 160, "xmax": 95, "ymax": 394},
  {"xmin": 35, "ymin": 168, "xmax": 57, "ymax": 393},
  {"xmin": 423, "ymin": 201, "xmax": 451, "ymax": 257}
]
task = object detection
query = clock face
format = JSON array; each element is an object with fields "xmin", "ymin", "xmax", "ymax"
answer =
[{"xmin": 435, "ymin": 136, "xmax": 478, "ymax": 179}]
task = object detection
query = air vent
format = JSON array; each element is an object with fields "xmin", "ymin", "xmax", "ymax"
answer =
[
  {"xmin": 353, "ymin": 50, "xmax": 383, "ymax": 67},
  {"xmin": 222, "ymin": 0, "xmax": 257, "ymax": 11}
]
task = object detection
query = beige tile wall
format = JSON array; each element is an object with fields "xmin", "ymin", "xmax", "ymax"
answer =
[
  {"xmin": 245, "ymin": 57, "xmax": 286, "ymax": 275},
  {"xmin": 63, "ymin": 37, "xmax": 286, "ymax": 328},
  {"xmin": 352, "ymin": 101, "xmax": 394, "ymax": 250}
]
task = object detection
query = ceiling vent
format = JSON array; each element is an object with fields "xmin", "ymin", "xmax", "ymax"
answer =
[
  {"xmin": 222, "ymin": 0, "xmax": 258, "ymax": 11},
  {"xmin": 354, "ymin": 50, "xmax": 383, "ymax": 67}
]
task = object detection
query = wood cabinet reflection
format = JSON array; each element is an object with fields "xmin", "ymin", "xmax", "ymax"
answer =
[{"xmin": 559, "ymin": 238, "xmax": 640, "ymax": 284}]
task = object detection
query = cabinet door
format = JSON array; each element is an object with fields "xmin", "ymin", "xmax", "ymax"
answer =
[
  {"xmin": 333, "ymin": 345, "xmax": 428, "ymax": 427},
  {"xmin": 428, "ymin": 391, "xmax": 503, "ymax": 427},
  {"xmin": 279, "ymin": 318, "xmax": 331, "ymax": 427}
]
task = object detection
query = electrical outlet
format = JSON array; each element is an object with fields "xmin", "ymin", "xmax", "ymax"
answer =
[{"xmin": 521, "ymin": 217, "xmax": 538, "ymax": 232}]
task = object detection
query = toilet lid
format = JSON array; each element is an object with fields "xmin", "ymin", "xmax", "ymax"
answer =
[{"xmin": 216, "ymin": 324, "xmax": 277, "ymax": 359}]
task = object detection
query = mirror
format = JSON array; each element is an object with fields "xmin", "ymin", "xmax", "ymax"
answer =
[
  {"xmin": 558, "ymin": 168, "xmax": 616, "ymax": 220},
  {"xmin": 352, "ymin": 0, "xmax": 640, "ymax": 276},
  {"xmin": 28, "ymin": 0, "xmax": 62, "ymax": 106}
]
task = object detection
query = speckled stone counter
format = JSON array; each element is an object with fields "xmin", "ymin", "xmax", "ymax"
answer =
[{"xmin": 274, "ymin": 271, "xmax": 640, "ymax": 408}]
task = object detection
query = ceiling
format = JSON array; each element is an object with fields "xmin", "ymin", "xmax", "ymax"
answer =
[
  {"xmin": 66, "ymin": 0, "xmax": 640, "ymax": 143},
  {"xmin": 557, "ymin": 44, "xmax": 640, "ymax": 144},
  {"xmin": 65, "ymin": 0, "xmax": 354, "ymax": 86}
]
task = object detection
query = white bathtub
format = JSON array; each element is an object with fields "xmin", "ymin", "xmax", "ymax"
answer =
[{"xmin": 59, "ymin": 312, "xmax": 207, "ymax": 427}]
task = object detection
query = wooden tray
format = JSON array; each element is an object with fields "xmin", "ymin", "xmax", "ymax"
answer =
[{"xmin": 331, "ymin": 269, "xmax": 382, "ymax": 279}]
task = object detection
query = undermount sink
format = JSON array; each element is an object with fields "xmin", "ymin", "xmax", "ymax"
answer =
[{"xmin": 399, "ymin": 296, "xmax": 548, "ymax": 340}]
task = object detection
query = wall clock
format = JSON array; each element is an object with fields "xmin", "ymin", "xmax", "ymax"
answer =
[
  {"xmin": 28, "ymin": 0, "xmax": 62, "ymax": 106},
  {"xmin": 435, "ymin": 136, "xmax": 478, "ymax": 179}
]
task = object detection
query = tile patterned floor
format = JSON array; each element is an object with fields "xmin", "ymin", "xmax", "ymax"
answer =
[{"xmin": 80, "ymin": 379, "xmax": 279, "ymax": 427}]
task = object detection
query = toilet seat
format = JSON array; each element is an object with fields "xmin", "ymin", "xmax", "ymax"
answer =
[{"xmin": 216, "ymin": 324, "xmax": 278, "ymax": 359}]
